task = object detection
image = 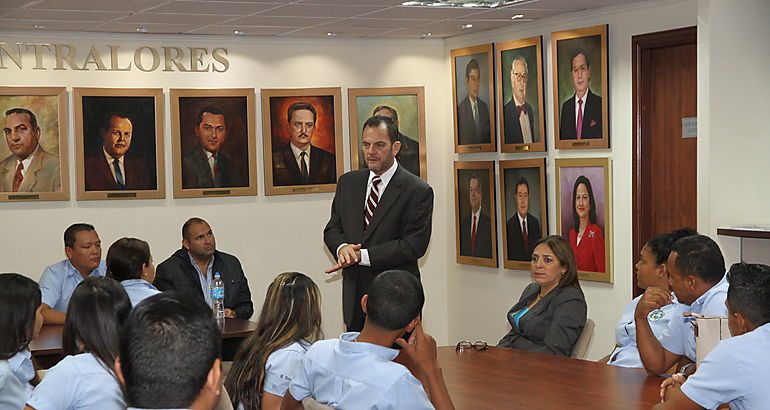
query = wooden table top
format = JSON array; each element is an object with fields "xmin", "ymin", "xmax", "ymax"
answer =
[
  {"xmin": 30, "ymin": 317, "xmax": 258, "ymax": 357},
  {"xmin": 438, "ymin": 346, "xmax": 663, "ymax": 409}
]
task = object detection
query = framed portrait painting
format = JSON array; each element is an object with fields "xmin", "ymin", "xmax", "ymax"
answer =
[
  {"xmin": 497, "ymin": 36, "xmax": 546, "ymax": 153},
  {"xmin": 74, "ymin": 88, "xmax": 165, "ymax": 200},
  {"xmin": 454, "ymin": 161, "xmax": 497, "ymax": 267},
  {"xmin": 500, "ymin": 158, "xmax": 547, "ymax": 270},
  {"xmin": 170, "ymin": 88, "xmax": 257, "ymax": 199},
  {"xmin": 261, "ymin": 88, "xmax": 343, "ymax": 196},
  {"xmin": 555, "ymin": 157, "xmax": 612, "ymax": 283},
  {"xmin": 552, "ymin": 25, "xmax": 609, "ymax": 150},
  {"xmin": 0, "ymin": 87, "xmax": 69, "ymax": 201},
  {"xmin": 452, "ymin": 44, "xmax": 496, "ymax": 153},
  {"xmin": 348, "ymin": 87, "xmax": 426, "ymax": 180}
]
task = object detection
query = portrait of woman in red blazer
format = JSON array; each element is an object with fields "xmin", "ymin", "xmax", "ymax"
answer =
[{"xmin": 568, "ymin": 175, "xmax": 605, "ymax": 272}]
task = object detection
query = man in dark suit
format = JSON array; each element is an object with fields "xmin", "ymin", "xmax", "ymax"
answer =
[
  {"xmin": 503, "ymin": 57, "xmax": 538, "ymax": 144},
  {"xmin": 559, "ymin": 50, "xmax": 602, "ymax": 140},
  {"xmin": 324, "ymin": 115, "xmax": 433, "ymax": 332},
  {"xmin": 272, "ymin": 102, "xmax": 336, "ymax": 186},
  {"xmin": 372, "ymin": 105, "xmax": 421, "ymax": 178},
  {"xmin": 507, "ymin": 177, "xmax": 542, "ymax": 261},
  {"xmin": 459, "ymin": 175, "xmax": 492, "ymax": 258},
  {"xmin": 154, "ymin": 217, "xmax": 253, "ymax": 320},
  {"xmin": 84, "ymin": 113, "xmax": 152, "ymax": 191},
  {"xmin": 182, "ymin": 106, "xmax": 244, "ymax": 189},
  {"xmin": 456, "ymin": 58, "xmax": 491, "ymax": 145}
]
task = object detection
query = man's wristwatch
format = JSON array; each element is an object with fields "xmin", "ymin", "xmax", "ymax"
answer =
[{"xmin": 678, "ymin": 362, "xmax": 695, "ymax": 378}]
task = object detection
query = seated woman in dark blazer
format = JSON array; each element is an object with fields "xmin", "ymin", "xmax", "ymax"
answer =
[{"xmin": 497, "ymin": 235, "xmax": 587, "ymax": 356}]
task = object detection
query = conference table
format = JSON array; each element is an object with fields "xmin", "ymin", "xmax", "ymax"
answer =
[
  {"xmin": 437, "ymin": 346, "xmax": 663, "ymax": 409},
  {"xmin": 30, "ymin": 317, "xmax": 258, "ymax": 369}
]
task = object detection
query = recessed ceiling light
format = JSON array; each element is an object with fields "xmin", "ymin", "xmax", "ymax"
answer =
[
  {"xmin": 402, "ymin": 0, "xmax": 522, "ymax": 8},
  {"xmin": 33, "ymin": 24, "xmax": 48, "ymax": 29},
  {"xmin": 420, "ymin": 32, "xmax": 432, "ymax": 38},
  {"xmin": 460, "ymin": 24, "xmax": 473, "ymax": 29},
  {"xmin": 327, "ymin": 32, "xmax": 338, "ymax": 37},
  {"xmin": 511, "ymin": 14, "xmax": 524, "ymax": 19},
  {"xmin": 136, "ymin": 27, "xmax": 148, "ymax": 33},
  {"xmin": 234, "ymin": 30, "xmax": 246, "ymax": 35}
]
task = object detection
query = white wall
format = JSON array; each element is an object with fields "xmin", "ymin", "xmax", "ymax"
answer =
[
  {"xmin": 0, "ymin": 33, "xmax": 452, "ymax": 343},
  {"xmin": 444, "ymin": 0, "xmax": 697, "ymax": 360},
  {"xmin": 697, "ymin": 0, "xmax": 770, "ymax": 264}
]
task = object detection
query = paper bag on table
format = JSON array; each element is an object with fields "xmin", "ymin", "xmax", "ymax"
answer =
[{"xmin": 687, "ymin": 312, "xmax": 731, "ymax": 366}]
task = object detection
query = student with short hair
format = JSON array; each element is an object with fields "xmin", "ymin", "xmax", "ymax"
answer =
[
  {"xmin": 226, "ymin": 272, "xmax": 323, "ymax": 410},
  {"xmin": 0, "ymin": 274, "xmax": 43, "ymax": 410},
  {"xmin": 26, "ymin": 276, "xmax": 129, "ymax": 410},
  {"xmin": 654, "ymin": 262, "xmax": 770, "ymax": 409},
  {"xmin": 106, "ymin": 237, "xmax": 160, "ymax": 307},
  {"xmin": 116, "ymin": 292, "xmax": 222, "ymax": 410},
  {"xmin": 282, "ymin": 270, "xmax": 454, "ymax": 410}
]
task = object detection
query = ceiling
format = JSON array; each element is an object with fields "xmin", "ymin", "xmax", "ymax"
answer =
[{"xmin": 0, "ymin": 0, "xmax": 638, "ymax": 39}]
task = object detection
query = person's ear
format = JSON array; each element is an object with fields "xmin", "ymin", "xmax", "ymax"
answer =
[
  {"xmin": 182, "ymin": 239, "xmax": 190, "ymax": 250},
  {"xmin": 361, "ymin": 294, "xmax": 369, "ymax": 314},
  {"xmin": 657, "ymin": 263, "xmax": 667, "ymax": 279},
  {"xmin": 685, "ymin": 274, "xmax": 698, "ymax": 291},
  {"xmin": 205, "ymin": 358, "xmax": 222, "ymax": 397},
  {"xmin": 114, "ymin": 356, "xmax": 125, "ymax": 386},
  {"xmin": 64, "ymin": 246, "xmax": 73, "ymax": 260},
  {"xmin": 406, "ymin": 316, "xmax": 420, "ymax": 333},
  {"xmin": 732, "ymin": 312, "xmax": 750, "ymax": 336},
  {"xmin": 392, "ymin": 140, "xmax": 401, "ymax": 155}
]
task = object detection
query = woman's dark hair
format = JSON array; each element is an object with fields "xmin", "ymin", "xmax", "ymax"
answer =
[
  {"xmin": 571, "ymin": 175, "xmax": 597, "ymax": 233},
  {"xmin": 106, "ymin": 237, "xmax": 151, "ymax": 281},
  {"xmin": 532, "ymin": 235, "xmax": 582, "ymax": 290},
  {"xmin": 0, "ymin": 273, "xmax": 41, "ymax": 360},
  {"xmin": 225, "ymin": 272, "xmax": 322, "ymax": 409},
  {"xmin": 63, "ymin": 276, "xmax": 131, "ymax": 375},
  {"xmin": 645, "ymin": 228, "xmax": 698, "ymax": 265}
]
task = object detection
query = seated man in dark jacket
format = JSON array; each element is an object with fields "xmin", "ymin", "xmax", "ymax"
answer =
[{"xmin": 155, "ymin": 217, "xmax": 253, "ymax": 319}]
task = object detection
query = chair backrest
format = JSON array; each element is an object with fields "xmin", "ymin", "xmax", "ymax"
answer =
[
  {"xmin": 302, "ymin": 396, "xmax": 337, "ymax": 410},
  {"xmin": 571, "ymin": 318, "xmax": 595, "ymax": 359},
  {"xmin": 213, "ymin": 384, "xmax": 235, "ymax": 410}
]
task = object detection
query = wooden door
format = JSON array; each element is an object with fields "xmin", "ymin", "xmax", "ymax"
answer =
[{"xmin": 632, "ymin": 27, "xmax": 697, "ymax": 296}]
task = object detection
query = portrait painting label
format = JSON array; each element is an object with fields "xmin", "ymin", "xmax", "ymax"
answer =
[
  {"xmin": 0, "ymin": 87, "xmax": 69, "ymax": 201},
  {"xmin": 348, "ymin": 87, "xmax": 426, "ymax": 180},
  {"xmin": 451, "ymin": 44, "xmax": 496, "ymax": 153},
  {"xmin": 555, "ymin": 157, "xmax": 612, "ymax": 283},
  {"xmin": 74, "ymin": 88, "xmax": 165, "ymax": 200},
  {"xmin": 497, "ymin": 36, "xmax": 546, "ymax": 153},
  {"xmin": 261, "ymin": 87, "xmax": 343, "ymax": 196},
  {"xmin": 500, "ymin": 159, "xmax": 547, "ymax": 270},
  {"xmin": 171, "ymin": 88, "xmax": 257, "ymax": 198},
  {"xmin": 552, "ymin": 25, "xmax": 609, "ymax": 149},
  {"xmin": 454, "ymin": 161, "xmax": 497, "ymax": 267}
]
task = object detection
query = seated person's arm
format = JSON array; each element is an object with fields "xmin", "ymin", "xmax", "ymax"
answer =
[
  {"xmin": 653, "ymin": 377, "xmax": 703, "ymax": 410},
  {"xmin": 279, "ymin": 391, "xmax": 303, "ymax": 410},
  {"xmin": 40, "ymin": 303, "xmax": 65, "ymax": 325},
  {"xmin": 396, "ymin": 320, "xmax": 455, "ymax": 410},
  {"xmin": 635, "ymin": 288, "xmax": 680, "ymax": 375},
  {"xmin": 508, "ymin": 290, "xmax": 586, "ymax": 356}
]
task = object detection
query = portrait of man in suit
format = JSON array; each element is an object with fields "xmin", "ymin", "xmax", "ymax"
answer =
[
  {"xmin": 182, "ymin": 106, "xmax": 245, "ymax": 189},
  {"xmin": 272, "ymin": 102, "xmax": 336, "ymax": 186},
  {"xmin": 84, "ymin": 112, "xmax": 152, "ymax": 191},
  {"xmin": 324, "ymin": 115, "xmax": 433, "ymax": 332},
  {"xmin": 459, "ymin": 174, "xmax": 492, "ymax": 258},
  {"xmin": 503, "ymin": 57, "xmax": 538, "ymax": 144},
  {"xmin": 506, "ymin": 177, "xmax": 542, "ymax": 261},
  {"xmin": 456, "ymin": 58, "xmax": 491, "ymax": 146},
  {"xmin": 1, "ymin": 108, "xmax": 60, "ymax": 192},
  {"xmin": 559, "ymin": 49, "xmax": 602, "ymax": 140},
  {"xmin": 371, "ymin": 105, "xmax": 420, "ymax": 178}
]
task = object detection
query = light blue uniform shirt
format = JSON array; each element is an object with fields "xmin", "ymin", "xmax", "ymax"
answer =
[
  {"xmin": 27, "ymin": 352, "xmax": 125, "ymax": 410},
  {"xmin": 608, "ymin": 293, "xmax": 677, "ymax": 368},
  {"xmin": 680, "ymin": 322, "xmax": 770, "ymax": 409},
  {"xmin": 288, "ymin": 332, "xmax": 434, "ymax": 410},
  {"xmin": 264, "ymin": 339, "xmax": 311, "ymax": 397},
  {"xmin": 188, "ymin": 253, "xmax": 214, "ymax": 307},
  {"xmin": 39, "ymin": 259, "xmax": 107, "ymax": 311},
  {"xmin": 0, "ymin": 349, "xmax": 34, "ymax": 409},
  {"xmin": 121, "ymin": 279, "xmax": 161, "ymax": 307},
  {"xmin": 659, "ymin": 275, "xmax": 728, "ymax": 361}
]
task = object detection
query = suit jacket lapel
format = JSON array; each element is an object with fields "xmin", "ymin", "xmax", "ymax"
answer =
[
  {"xmin": 362, "ymin": 167, "xmax": 403, "ymax": 243},
  {"xmin": 18, "ymin": 149, "xmax": 43, "ymax": 191},
  {"xmin": 1, "ymin": 158, "xmax": 16, "ymax": 189},
  {"xmin": 283, "ymin": 145, "xmax": 302, "ymax": 180}
]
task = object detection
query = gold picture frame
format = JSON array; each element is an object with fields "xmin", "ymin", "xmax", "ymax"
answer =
[
  {"xmin": 261, "ymin": 87, "xmax": 343, "ymax": 196},
  {"xmin": 451, "ymin": 43, "xmax": 496, "ymax": 153},
  {"xmin": 454, "ymin": 160, "xmax": 498, "ymax": 267},
  {"xmin": 0, "ymin": 87, "xmax": 69, "ymax": 201},
  {"xmin": 500, "ymin": 158, "xmax": 547, "ymax": 270},
  {"xmin": 170, "ymin": 88, "xmax": 257, "ymax": 198},
  {"xmin": 74, "ymin": 87, "xmax": 165, "ymax": 200},
  {"xmin": 348, "ymin": 87, "xmax": 427, "ymax": 180},
  {"xmin": 555, "ymin": 157, "xmax": 613, "ymax": 283}
]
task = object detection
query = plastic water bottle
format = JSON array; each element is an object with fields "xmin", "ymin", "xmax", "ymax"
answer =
[{"xmin": 211, "ymin": 272, "xmax": 225, "ymax": 330}]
